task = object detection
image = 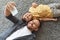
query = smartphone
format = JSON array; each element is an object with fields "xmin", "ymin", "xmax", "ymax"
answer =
[{"xmin": 10, "ymin": 6, "xmax": 18, "ymax": 16}]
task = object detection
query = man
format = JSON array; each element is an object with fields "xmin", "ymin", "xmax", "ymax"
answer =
[
  {"xmin": 0, "ymin": 2, "xmax": 58, "ymax": 40},
  {"xmin": 1, "ymin": 2, "xmax": 40, "ymax": 40}
]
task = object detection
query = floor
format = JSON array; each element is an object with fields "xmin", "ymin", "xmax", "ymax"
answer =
[{"xmin": 0, "ymin": 0, "xmax": 60, "ymax": 40}]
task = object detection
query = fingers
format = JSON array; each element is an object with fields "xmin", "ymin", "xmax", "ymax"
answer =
[
  {"xmin": 6, "ymin": 3, "xmax": 14, "ymax": 11},
  {"xmin": 4, "ymin": 2, "xmax": 16, "ymax": 16},
  {"xmin": 4, "ymin": 5, "xmax": 11, "ymax": 16},
  {"xmin": 5, "ymin": 2, "xmax": 16, "ymax": 11},
  {"xmin": 7, "ymin": 2, "xmax": 16, "ymax": 6},
  {"xmin": 9, "ymin": 1, "xmax": 16, "ymax": 6}
]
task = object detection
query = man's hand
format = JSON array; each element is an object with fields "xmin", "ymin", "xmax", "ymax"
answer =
[
  {"xmin": 4, "ymin": 2, "xmax": 16, "ymax": 16},
  {"xmin": 22, "ymin": 12, "xmax": 33, "ymax": 22}
]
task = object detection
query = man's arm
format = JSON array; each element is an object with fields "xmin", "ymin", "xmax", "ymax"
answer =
[
  {"xmin": 5, "ymin": 14, "xmax": 19, "ymax": 24},
  {"xmin": 4, "ymin": 2, "xmax": 19, "ymax": 24}
]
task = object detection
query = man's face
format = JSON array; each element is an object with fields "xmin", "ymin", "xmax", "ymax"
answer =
[
  {"xmin": 22, "ymin": 12, "xmax": 33, "ymax": 22},
  {"xmin": 27, "ymin": 19, "xmax": 40, "ymax": 31}
]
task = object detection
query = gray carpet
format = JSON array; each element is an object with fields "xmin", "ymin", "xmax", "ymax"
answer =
[{"xmin": 0, "ymin": 0, "xmax": 60, "ymax": 40}]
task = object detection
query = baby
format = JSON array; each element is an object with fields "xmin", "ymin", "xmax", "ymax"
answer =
[{"xmin": 29, "ymin": 2, "xmax": 60, "ymax": 20}]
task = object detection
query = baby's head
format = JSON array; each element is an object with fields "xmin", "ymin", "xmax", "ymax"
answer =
[{"xmin": 27, "ymin": 19, "xmax": 40, "ymax": 31}]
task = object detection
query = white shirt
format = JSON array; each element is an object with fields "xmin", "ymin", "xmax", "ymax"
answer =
[{"xmin": 6, "ymin": 26, "xmax": 32, "ymax": 40}]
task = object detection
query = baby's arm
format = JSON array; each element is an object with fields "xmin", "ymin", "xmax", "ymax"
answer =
[{"xmin": 39, "ymin": 18, "xmax": 57, "ymax": 21}]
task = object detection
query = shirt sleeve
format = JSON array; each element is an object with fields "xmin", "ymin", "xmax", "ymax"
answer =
[{"xmin": 6, "ymin": 14, "xmax": 19, "ymax": 24}]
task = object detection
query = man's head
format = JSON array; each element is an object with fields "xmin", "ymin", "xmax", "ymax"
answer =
[
  {"xmin": 27, "ymin": 19, "xmax": 40, "ymax": 31},
  {"xmin": 22, "ymin": 12, "xmax": 33, "ymax": 22}
]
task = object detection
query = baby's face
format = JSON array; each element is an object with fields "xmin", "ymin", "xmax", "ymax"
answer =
[
  {"xmin": 27, "ymin": 19, "xmax": 40, "ymax": 31},
  {"xmin": 22, "ymin": 12, "xmax": 33, "ymax": 22}
]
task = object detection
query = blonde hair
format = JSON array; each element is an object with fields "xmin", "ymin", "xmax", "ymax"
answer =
[
  {"xmin": 36, "ymin": 4, "xmax": 53, "ymax": 18},
  {"xmin": 29, "ymin": 4, "xmax": 53, "ymax": 19}
]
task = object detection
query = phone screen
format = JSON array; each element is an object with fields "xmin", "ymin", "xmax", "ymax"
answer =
[{"xmin": 10, "ymin": 6, "xmax": 18, "ymax": 16}]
